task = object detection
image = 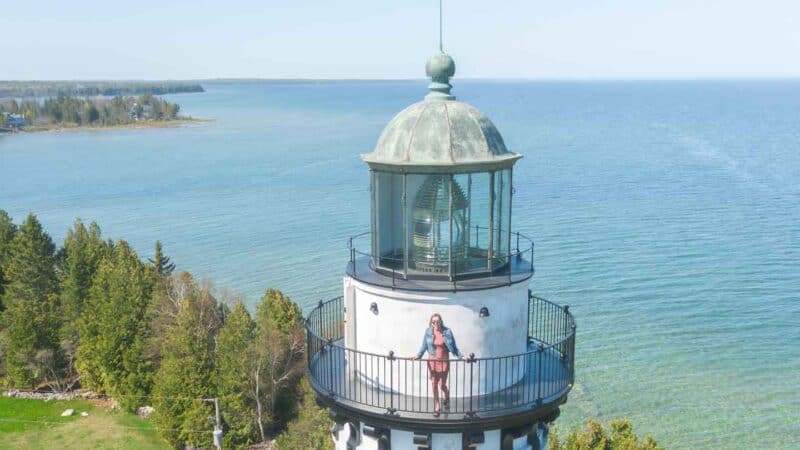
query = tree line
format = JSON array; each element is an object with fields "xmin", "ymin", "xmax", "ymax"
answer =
[
  {"xmin": 0, "ymin": 210, "xmax": 329, "ymax": 449},
  {"xmin": 0, "ymin": 81, "xmax": 203, "ymax": 98},
  {"xmin": 0, "ymin": 94, "xmax": 182, "ymax": 128},
  {"xmin": 0, "ymin": 210, "xmax": 661, "ymax": 450}
]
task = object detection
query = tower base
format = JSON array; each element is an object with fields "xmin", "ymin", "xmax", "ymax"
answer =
[{"xmin": 331, "ymin": 416, "xmax": 553, "ymax": 450}]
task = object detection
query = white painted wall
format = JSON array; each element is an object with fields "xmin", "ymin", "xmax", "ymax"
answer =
[
  {"xmin": 343, "ymin": 277, "xmax": 529, "ymax": 396},
  {"xmin": 475, "ymin": 430, "xmax": 502, "ymax": 450},
  {"xmin": 390, "ymin": 429, "xmax": 416, "ymax": 450},
  {"xmin": 431, "ymin": 433, "xmax": 462, "ymax": 450}
]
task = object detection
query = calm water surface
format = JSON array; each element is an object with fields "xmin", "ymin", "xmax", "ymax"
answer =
[{"xmin": 1, "ymin": 81, "xmax": 798, "ymax": 448}]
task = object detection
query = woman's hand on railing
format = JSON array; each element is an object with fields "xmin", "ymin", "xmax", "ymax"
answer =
[{"xmin": 411, "ymin": 355, "xmax": 421, "ymax": 360}]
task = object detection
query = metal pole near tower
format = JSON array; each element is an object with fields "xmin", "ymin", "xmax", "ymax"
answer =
[{"xmin": 204, "ymin": 397, "xmax": 223, "ymax": 449}]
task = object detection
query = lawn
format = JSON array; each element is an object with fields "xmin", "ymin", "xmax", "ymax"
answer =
[{"xmin": 0, "ymin": 397, "xmax": 167, "ymax": 449}]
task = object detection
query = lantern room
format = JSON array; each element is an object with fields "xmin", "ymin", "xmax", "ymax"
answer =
[{"xmin": 362, "ymin": 53, "xmax": 522, "ymax": 281}]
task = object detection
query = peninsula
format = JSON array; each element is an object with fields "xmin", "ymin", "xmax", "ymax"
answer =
[{"xmin": 0, "ymin": 81, "xmax": 205, "ymax": 132}]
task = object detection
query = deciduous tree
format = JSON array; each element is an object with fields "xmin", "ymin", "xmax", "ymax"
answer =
[
  {"xmin": 250, "ymin": 289, "xmax": 305, "ymax": 439},
  {"xmin": 151, "ymin": 275, "xmax": 221, "ymax": 448}
]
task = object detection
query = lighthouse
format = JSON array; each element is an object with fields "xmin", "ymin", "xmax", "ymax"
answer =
[{"xmin": 306, "ymin": 47, "xmax": 576, "ymax": 450}]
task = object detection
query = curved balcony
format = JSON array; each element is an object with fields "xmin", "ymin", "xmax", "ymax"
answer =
[
  {"xmin": 306, "ymin": 293, "xmax": 575, "ymax": 430},
  {"xmin": 346, "ymin": 229, "xmax": 535, "ymax": 292}
]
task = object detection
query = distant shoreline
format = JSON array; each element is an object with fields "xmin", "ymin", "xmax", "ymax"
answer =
[{"xmin": 1, "ymin": 117, "xmax": 212, "ymax": 134}]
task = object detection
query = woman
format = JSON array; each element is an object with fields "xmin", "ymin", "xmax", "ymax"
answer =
[{"xmin": 412, "ymin": 313, "xmax": 468, "ymax": 417}]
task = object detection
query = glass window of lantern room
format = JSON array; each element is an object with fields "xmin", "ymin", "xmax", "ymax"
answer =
[
  {"xmin": 373, "ymin": 171, "xmax": 404, "ymax": 272},
  {"xmin": 463, "ymin": 172, "xmax": 491, "ymax": 275},
  {"xmin": 493, "ymin": 169, "xmax": 512, "ymax": 271}
]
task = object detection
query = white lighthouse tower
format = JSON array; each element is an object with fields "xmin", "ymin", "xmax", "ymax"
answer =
[{"xmin": 306, "ymin": 41, "xmax": 576, "ymax": 450}]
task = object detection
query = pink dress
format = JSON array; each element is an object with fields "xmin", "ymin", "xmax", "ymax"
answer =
[{"xmin": 428, "ymin": 329, "xmax": 450, "ymax": 376}]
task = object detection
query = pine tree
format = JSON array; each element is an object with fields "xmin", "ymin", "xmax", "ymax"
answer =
[
  {"xmin": 0, "ymin": 209, "xmax": 18, "ymax": 310},
  {"xmin": 151, "ymin": 277, "xmax": 221, "ymax": 448},
  {"xmin": 149, "ymin": 241, "xmax": 175, "ymax": 277},
  {"xmin": 59, "ymin": 220, "xmax": 108, "ymax": 384},
  {"xmin": 215, "ymin": 301, "xmax": 258, "ymax": 449},
  {"xmin": 255, "ymin": 289, "xmax": 303, "ymax": 335},
  {"xmin": 0, "ymin": 213, "xmax": 60, "ymax": 388},
  {"xmin": 75, "ymin": 240, "xmax": 152, "ymax": 407}
]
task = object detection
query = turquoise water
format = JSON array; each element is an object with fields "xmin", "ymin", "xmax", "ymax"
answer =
[{"xmin": 1, "ymin": 81, "xmax": 798, "ymax": 448}]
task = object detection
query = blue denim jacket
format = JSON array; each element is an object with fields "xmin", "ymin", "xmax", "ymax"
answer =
[{"xmin": 416, "ymin": 326, "xmax": 462, "ymax": 359}]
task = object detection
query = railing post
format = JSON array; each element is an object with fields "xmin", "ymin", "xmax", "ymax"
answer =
[
  {"xmin": 466, "ymin": 353, "xmax": 476, "ymax": 419},
  {"xmin": 351, "ymin": 247, "xmax": 357, "ymax": 276},
  {"xmin": 387, "ymin": 351, "xmax": 396, "ymax": 415},
  {"xmin": 328, "ymin": 338, "xmax": 335, "ymax": 397},
  {"xmin": 530, "ymin": 241, "xmax": 535, "ymax": 273},
  {"xmin": 536, "ymin": 344, "xmax": 544, "ymax": 406},
  {"xmin": 508, "ymin": 254, "xmax": 512, "ymax": 285},
  {"xmin": 562, "ymin": 305, "xmax": 570, "ymax": 356}
]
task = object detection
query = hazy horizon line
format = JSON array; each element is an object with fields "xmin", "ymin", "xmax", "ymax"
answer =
[{"xmin": 3, "ymin": 76, "xmax": 800, "ymax": 83}]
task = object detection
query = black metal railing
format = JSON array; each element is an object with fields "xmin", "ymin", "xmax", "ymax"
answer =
[
  {"xmin": 306, "ymin": 293, "xmax": 575, "ymax": 419},
  {"xmin": 346, "ymin": 229, "xmax": 535, "ymax": 291}
]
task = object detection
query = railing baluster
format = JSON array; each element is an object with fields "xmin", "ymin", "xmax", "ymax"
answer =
[
  {"xmin": 467, "ymin": 353, "xmax": 475, "ymax": 418},
  {"xmin": 388, "ymin": 351, "xmax": 395, "ymax": 414}
]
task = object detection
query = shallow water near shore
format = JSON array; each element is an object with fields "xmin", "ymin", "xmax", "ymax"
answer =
[{"xmin": 1, "ymin": 80, "xmax": 798, "ymax": 448}]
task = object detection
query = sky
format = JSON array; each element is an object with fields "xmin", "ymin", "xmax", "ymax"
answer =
[{"xmin": 2, "ymin": 0, "xmax": 800, "ymax": 80}]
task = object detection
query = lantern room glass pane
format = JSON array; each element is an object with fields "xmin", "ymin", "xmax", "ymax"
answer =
[
  {"xmin": 373, "ymin": 171, "xmax": 404, "ymax": 271},
  {"xmin": 455, "ymin": 172, "xmax": 489, "ymax": 276},
  {"xmin": 493, "ymin": 169, "xmax": 511, "ymax": 270}
]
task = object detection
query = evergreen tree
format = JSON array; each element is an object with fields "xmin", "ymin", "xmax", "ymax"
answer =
[
  {"xmin": 151, "ymin": 276, "xmax": 221, "ymax": 448},
  {"xmin": 255, "ymin": 289, "xmax": 303, "ymax": 335},
  {"xmin": 149, "ymin": 240, "xmax": 175, "ymax": 277},
  {"xmin": 215, "ymin": 301, "xmax": 258, "ymax": 449},
  {"xmin": 76, "ymin": 241, "xmax": 152, "ymax": 408},
  {"xmin": 59, "ymin": 220, "xmax": 108, "ymax": 382},
  {"xmin": 0, "ymin": 209, "xmax": 18, "ymax": 310},
  {"xmin": 549, "ymin": 418, "xmax": 661, "ymax": 450},
  {"xmin": 1, "ymin": 213, "xmax": 58, "ymax": 306},
  {"xmin": 0, "ymin": 214, "xmax": 60, "ymax": 387}
]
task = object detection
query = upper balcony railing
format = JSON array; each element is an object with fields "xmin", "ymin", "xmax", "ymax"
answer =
[
  {"xmin": 306, "ymin": 293, "xmax": 575, "ymax": 423},
  {"xmin": 346, "ymin": 228, "xmax": 535, "ymax": 292}
]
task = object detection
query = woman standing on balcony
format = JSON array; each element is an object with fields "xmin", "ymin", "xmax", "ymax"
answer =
[{"xmin": 412, "ymin": 313, "xmax": 468, "ymax": 417}]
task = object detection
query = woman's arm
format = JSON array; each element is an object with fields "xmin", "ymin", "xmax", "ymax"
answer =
[
  {"xmin": 415, "ymin": 333, "xmax": 428, "ymax": 359},
  {"xmin": 444, "ymin": 329, "xmax": 463, "ymax": 358}
]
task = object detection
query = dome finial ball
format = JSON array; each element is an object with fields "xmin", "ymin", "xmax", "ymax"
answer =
[{"xmin": 425, "ymin": 53, "xmax": 456, "ymax": 82}]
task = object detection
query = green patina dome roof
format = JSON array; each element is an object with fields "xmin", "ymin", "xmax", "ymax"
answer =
[{"xmin": 362, "ymin": 53, "xmax": 522, "ymax": 173}]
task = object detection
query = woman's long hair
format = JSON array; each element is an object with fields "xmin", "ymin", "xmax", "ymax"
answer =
[{"xmin": 429, "ymin": 313, "xmax": 444, "ymax": 329}]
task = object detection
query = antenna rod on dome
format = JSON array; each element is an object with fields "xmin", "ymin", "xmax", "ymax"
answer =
[{"xmin": 439, "ymin": 0, "xmax": 443, "ymax": 52}]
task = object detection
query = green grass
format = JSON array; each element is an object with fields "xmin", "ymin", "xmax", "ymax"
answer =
[{"xmin": 0, "ymin": 397, "xmax": 167, "ymax": 449}]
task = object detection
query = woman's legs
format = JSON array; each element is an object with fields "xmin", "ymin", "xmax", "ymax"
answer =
[
  {"xmin": 430, "ymin": 374, "xmax": 440, "ymax": 415},
  {"xmin": 439, "ymin": 375, "xmax": 450, "ymax": 406},
  {"xmin": 430, "ymin": 372, "xmax": 449, "ymax": 415}
]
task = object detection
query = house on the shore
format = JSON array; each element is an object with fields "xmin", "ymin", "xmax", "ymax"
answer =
[{"xmin": 1, "ymin": 112, "xmax": 27, "ymax": 128}]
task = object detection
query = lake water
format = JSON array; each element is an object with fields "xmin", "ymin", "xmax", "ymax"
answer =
[{"xmin": 1, "ymin": 80, "xmax": 798, "ymax": 448}]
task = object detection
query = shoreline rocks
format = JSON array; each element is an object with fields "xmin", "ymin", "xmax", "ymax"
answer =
[{"xmin": 3, "ymin": 389, "xmax": 103, "ymax": 401}]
